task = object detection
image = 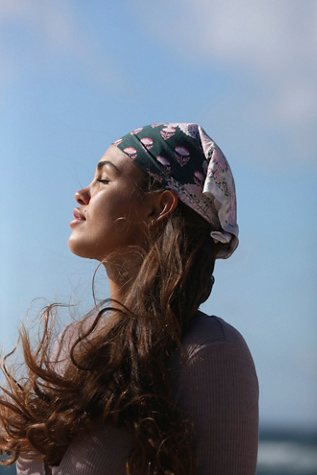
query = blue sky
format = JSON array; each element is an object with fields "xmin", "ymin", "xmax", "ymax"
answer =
[{"xmin": 0, "ymin": 0, "xmax": 316, "ymax": 429}]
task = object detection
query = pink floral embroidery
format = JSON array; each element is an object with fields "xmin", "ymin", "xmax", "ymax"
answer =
[
  {"xmin": 175, "ymin": 146, "xmax": 190, "ymax": 166},
  {"xmin": 156, "ymin": 156, "xmax": 171, "ymax": 172},
  {"xmin": 167, "ymin": 178, "xmax": 215, "ymax": 224},
  {"xmin": 227, "ymin": 198, "xmax": 236, "ymax": 226},
  {"xmin": 160, "ymin": 126, "xmax": 176, "ymax": 140},
  {"xmin": 194, "ymin": 170, "xmax": 206, "ymax": 187},
  {"xmin": 123, "ymin": 147, "xmax": 137, "ymax": 160},
  {"xmin": 130, "ymin": 127, "xmax": 144, "ymax": 135},
  {"xmin": 174, "ymin": 123, "xmax": 200, "ymax": 141},
  {"xmin": 220, "ymin": 178, "xmax": 229, "ymax": 199},
  {"xmin": 140, "ymin": 137, "xmax": 154, "ymax": 150},
  {"xmin": 112, "ymin": 138, "xmax": 122, "ymax": 147},
  {"xmin": 208, "ymin": 160, "xmax": 225, "ymax": 184}
]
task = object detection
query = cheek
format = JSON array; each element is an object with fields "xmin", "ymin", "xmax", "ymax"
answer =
[
  {"xmin": 109, "ymin": 199, "xmax": 148, "ymax": 245},
  {"xmin": 68, "ymin": 190, "xmax": 147, "ymax": 259}
]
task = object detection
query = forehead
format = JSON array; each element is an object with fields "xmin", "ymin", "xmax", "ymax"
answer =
[{"xmin": 98, "ymin": 145, "xmax": 145, "ymax": 180}]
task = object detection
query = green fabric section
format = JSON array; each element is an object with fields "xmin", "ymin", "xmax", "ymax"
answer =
[{"xmin": 114, "ymin": 124, "xmax": 208, "ymax": 189}]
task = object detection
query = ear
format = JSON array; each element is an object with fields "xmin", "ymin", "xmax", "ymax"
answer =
[{"xmin": 147, "ymin": 190, "xmax": 178, "ymax": 225}]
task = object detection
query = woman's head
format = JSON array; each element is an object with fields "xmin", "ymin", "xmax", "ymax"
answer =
[{"xmin": 69, "ymin": 123, "xmax": 238, "ymax": 264}]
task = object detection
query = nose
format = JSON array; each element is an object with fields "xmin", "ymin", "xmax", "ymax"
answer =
[{"xmin": 75, "ymin": 187, "xmax": 90, "ymax": 205}]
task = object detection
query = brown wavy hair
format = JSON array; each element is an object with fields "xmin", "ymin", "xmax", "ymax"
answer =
[{"xmin": 0, "ymin": 176, "xmax": 218, "ymax": 474}]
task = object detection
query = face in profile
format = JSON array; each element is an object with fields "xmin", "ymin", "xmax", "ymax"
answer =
[{"xmin": 68, "ymin": 146, "xmax": 152, "ymax": 262}]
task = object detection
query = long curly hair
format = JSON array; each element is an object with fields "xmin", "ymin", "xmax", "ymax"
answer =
[{"xmin": 0, "ymin": 175, "xmax": 218, "ymax": 474}]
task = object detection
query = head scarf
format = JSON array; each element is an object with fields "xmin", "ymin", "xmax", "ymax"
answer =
[{"xmin": 113, "ymin": 123, "xmax": 238, "ymax": 259}]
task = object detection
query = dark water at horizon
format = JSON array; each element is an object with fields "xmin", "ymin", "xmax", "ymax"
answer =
[
  {"xmin": 1, "ymin": 427, "xmax": 317, "ymax": 474},
  {"xmin": 257, "ymin": 427, "xmax": 317, "ymax": 475}
]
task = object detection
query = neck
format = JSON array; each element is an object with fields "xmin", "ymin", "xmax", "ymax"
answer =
[
  {"xmin": 103, "ymin": 248, "xmax": 144, "ymax": 303},
  {"xmin": 107, "ymin": 274, "xmax": 133, "ymax": 304}
]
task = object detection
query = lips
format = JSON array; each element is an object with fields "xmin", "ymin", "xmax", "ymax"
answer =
[
  {"xmin": 73, "ymin": 208, "xmax": 86, "ymax": 221},
  {"xmin": 70, "ymin": 208, "xmax": 86, "ymax": 227}
]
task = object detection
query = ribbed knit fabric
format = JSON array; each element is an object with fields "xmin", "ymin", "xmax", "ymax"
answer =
[{"xmin": 16, "ymin": 313, "xmax": 259, "ymax": 475}]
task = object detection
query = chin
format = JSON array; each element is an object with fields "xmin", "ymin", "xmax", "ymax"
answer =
[
  {"xmin": 68, "ymin": 236, "xmax": 109, "ymax": 262},
  {"xmin": 68, "ymin": 236, "xmax": 93, "ymax": 259}
]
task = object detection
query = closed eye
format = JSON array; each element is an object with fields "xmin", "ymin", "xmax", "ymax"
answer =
[{"xmin": 97, "ymin": 179, "xmax": 110, "ymax": 184}]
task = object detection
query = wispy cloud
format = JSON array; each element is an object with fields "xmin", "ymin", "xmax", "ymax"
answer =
[
  {"xmin": 0, "ymin": 0, "xmax": 123, "ymax": 89},
  {"xmin": 130, "ymin": 0, "xmax": 317, "ymax": 163}
]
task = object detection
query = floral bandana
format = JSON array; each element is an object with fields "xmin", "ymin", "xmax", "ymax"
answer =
[{"xmin": 113, "ymin": 123, "xmax": 238, "ymax": 259}]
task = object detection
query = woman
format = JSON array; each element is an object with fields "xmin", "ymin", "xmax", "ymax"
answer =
[{"xmin": 0, "ymin": 123, "xmax": 259, "ymax": 474}]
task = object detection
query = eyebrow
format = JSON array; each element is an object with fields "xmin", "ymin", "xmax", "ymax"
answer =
[{"xmin": 97, "ymin": 160, "xmax": 121, "ymax": 174}]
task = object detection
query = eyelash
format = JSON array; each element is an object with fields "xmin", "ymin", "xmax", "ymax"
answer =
[{"xmin": 97, "ymin": 179, "xmax": 110, "ymax": 184}]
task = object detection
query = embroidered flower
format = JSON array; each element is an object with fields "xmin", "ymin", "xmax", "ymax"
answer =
[
  {"xmin": 123, "ymin": 147, "xmax": 137, "ymax": 160},
  {"xmin": 175, "ymin": 146, "xmax": 190, "ymax": 166},
  {"xmin": 160, "ymin": 126, "xmax": 176, "ymax": 140},
  {"xmin": 156, "ymin": 156, "xmax": 171, "ymax": 173},
  {"xmin": 130, "ymin": 127, "xmax": 144, "ymax": 135},
  {"xmin": 194, "ymin": 170, "xmax": 206, "ymax": 187},
  {"xmin": 140, "ymin": 138, "xmax": 154, "ymax": 151}
]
